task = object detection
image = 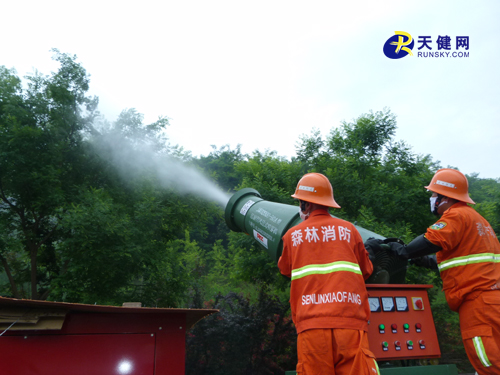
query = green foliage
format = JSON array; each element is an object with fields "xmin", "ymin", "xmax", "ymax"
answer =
[
  {"xmin": 0, "ymin": 51, "xmax": 98, "ymax": 299},
  {"xmin": 468, "ymin": 174, "xmax": 500, "ymax": 238},
  {"xmin": 431, "ymin": 290, "xmax": 475, "ymax": 373},
  {"xmin": 294, "ymin": 109, "xmax": 439, "ymax": 235},
  {"xmin": 227, "ymin": 231, "xmax": 290, "ymax": 291},
  {"xmin": 235, "ymin": 150, "xmax": 302, "ymax": 205},
  {"xmin": 194, "ymin": 145, "xmax": 247, "ymax": 192},
  {"xmin": 353, "ymin": 206, "xmax": 415, "ymax": 244},
  {"xmin": 140, "ymin": 231, "xmax": 203, "ymax": 307},
  {"xmin": 0, "ymin": 52, "xmax": 214, "ymax": 304},
  {"xmin": 50, "ymin": 188, "xmax": 134, "ymax": 303},
  {"xmin": 186, "ymin": 288, "xmax": 297, "ymax": 375},
  {"xmin": 328, "ymin": 108, "xmax": 397, "ymax": 160}
]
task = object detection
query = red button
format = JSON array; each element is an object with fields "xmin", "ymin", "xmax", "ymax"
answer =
[
  {"xmin": 395, "ymin": 341, "xmax": 401, "ymax": 347},
  {"xmin": 419, "ymin": 340, "xmax": 426, "ymax": 345},
  {"xmin": 415, "ymin": 323, "xmax": 422, "ymax": 330},
  {"xmin": 391, "ymin": 324, "xmax": 397, "ymax": 330}
]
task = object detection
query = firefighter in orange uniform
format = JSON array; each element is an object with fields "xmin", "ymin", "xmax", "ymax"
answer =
[
  {"xmin": 367, "ymin": 168, "xmax": 500, "ymax": 375},
  {"xmin": 278, "ymin": 173, "xmax": 379, "ymax": 375}
]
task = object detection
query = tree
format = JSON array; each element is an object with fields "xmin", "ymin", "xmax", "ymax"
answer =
[
  {"xmin": 186, "ymin": 288, "xmax": 297, "ymax": 375},
  {"xmin": 328, "ymin": 108, "xmax": 397, "ymax": 161},
  {"xmin": 468, "ymin": 173, "xmax": 500, "ymax": 238},
  {"xmin": 0, "ymin": 52, "xmax": 213, "ymax": 304},
  {"xmin": 0, "ymin": 50, "xmax": 98, "ymax": 299},
  {"xmin": 295, "ymin": 108, "xmax": 439, "ymax": 235},
  {"xmin": 194, "ymin": 144, "xmax": 247, "ymax": 192}
]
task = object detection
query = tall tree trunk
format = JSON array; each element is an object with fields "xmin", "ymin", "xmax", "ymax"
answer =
[
  {"xmin": 0, "ymin": 254, "xmax": 20, "ymax": 298},
  {"xmin": 30, "ymin": 242, "xmax": 38, "ymax": 300}
]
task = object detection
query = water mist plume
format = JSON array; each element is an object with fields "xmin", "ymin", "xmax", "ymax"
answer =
[{"xmin": 93, "ymin": 134, "xmax": 231, "ymax": 207}]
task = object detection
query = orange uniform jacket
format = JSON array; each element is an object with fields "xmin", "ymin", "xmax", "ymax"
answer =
[
  {"xmin": 425, "ymin": 202, "xmax": 500, "ymax": 311},
  {"xmin": 278, "ymin": 210, "xmax": 373, "ymax": 334}
]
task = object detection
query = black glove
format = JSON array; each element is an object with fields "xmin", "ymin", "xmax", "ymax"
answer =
[
  {"xmin": 388, "ymin": 234, "xmax": 442, "ymax": 260},
  {"xmin": 388, "ymin": 241, "xmax": 406, "ymax": 258},
  {"xmin": 364, "ymin": 238, "xmax": 385, "ymax": 254},
  {"xmin": 409, "ymin": 255, "xmax": 438, "ymax": 270}
]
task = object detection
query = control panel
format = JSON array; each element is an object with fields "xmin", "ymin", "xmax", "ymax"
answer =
[{"xmin": 366, "ymin": 284, "xmax": 440, "ymax": 360}]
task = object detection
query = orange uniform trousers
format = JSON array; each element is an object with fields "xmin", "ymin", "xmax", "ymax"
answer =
[
  {"xmin": 459, "ymin": 290, "xmax": 500, "ymax": 375},
  {"xmin": 296, "ymin": 328, "xmax": 379, "ymax": 375}
]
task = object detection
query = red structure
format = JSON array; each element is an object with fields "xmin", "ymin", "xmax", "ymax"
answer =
[{"xmin": 0, "ymin": 297, "xmax": 217, "ymax": 375}]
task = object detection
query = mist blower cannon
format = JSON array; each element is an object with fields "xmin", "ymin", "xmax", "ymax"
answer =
[
  {"xmin": 224, "ymin": 187, "xmax": 407, "ymax": 284},
  {"xmin": 225, "ymin": 188, "xmax": 451, "ymax": 371}
]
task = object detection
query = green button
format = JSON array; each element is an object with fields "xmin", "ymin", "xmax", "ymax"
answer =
[
  {"xmin": 407, "ymin": 340, "xmax": 413, "ymax": 346},
  {"xmin": 403, "ymin": 324, "xmax": 410, "ymax": 329},
  {"xmin": 379, "ymin": 324, "xmax": 385, "ymax": 330},
  {"xmin": 382, "ymin": 341, "xmax": 389, "ymax": 347}
]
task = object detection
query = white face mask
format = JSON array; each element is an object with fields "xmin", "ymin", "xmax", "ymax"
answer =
[
  {"xmin": 430, "ymin": 196, "xmax": 448, "ymax": 214},
  {"xmin": 429, "ymin": 197, "xmax": 438, "ymax": 213},
  {"xmin": 299, "ymin": 207, "xmax": 309, "ymax": 221}
]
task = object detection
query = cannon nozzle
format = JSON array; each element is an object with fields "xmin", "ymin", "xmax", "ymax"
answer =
[{"xmin": 224, "ymin": 188, "xmax": 301, "ymax": 262}]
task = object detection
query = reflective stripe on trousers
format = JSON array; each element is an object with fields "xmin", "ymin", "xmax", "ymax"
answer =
[{"xmin": 473, "ymin": 336, "xmax": 492, "ymax": 368}]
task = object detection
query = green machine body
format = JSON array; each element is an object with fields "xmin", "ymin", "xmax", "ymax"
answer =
[{"xmin": 224, "ymin": 188, "xmax": 385, "ymax": 263}]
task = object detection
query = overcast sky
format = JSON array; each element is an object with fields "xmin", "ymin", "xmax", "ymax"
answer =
[{"xmin": 2, "ymin": 0, "xmax": 499, "ymax": 179}]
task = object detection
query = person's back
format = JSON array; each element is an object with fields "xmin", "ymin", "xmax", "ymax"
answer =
[
  {"xmin": 280, "ymin": 209, "xmax": 372, "ymax": 333},
  {"xmin": 278, "ymin": 173, "xmax": 379, "ymax": 375}
]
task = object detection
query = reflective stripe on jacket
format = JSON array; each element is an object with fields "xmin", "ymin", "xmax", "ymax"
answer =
[
  {"xmin": 278, "ymin": 209, "xmax": 373, "ymax": 333},
  {"xmin": 438, "ymin": 253, "xmax": 500, "ymax": 272}
]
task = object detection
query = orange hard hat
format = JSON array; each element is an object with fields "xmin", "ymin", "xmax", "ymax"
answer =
[
  {"xmin": 291, "ymin": 173, "xmax": 341, "ymax": 208},
  {"xmin": 424, "ymin": 168, "xmax": 475, "ymax": 204}
]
